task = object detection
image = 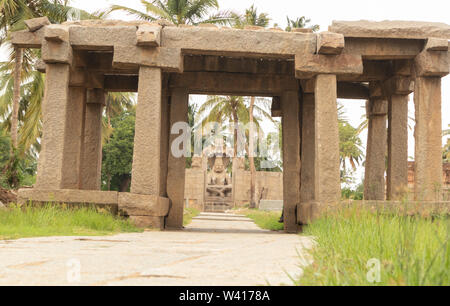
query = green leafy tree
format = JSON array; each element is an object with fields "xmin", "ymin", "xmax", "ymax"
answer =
[
  {"xmin": 444, "ymin": 125, "xmax": 450, "ymax": 162},
  {"xmin": 109, "ymin": 0, "xmax": 232, "ymax": 25},
  {"xmin": 102, "ymin": 110, "xmax": 136, "ymax": 192},
  {"xmin": 285, "ymin": 16, "xmax": 319, "ymax": 32}
]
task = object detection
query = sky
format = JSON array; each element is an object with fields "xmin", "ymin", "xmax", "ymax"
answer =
[{"xmin": 1, "ymin": 0, "xmax": 449, "ymax": 186}]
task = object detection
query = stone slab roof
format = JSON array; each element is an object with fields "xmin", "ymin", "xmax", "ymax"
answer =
[{"xmin": 329, "ymin": 20, "xmax": 450, "ymax": 39}]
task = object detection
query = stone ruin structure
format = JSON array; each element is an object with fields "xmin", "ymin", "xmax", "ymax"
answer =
[{"xmin": 12, "ymin": 17, "xmax": 450, "ymax": 232}]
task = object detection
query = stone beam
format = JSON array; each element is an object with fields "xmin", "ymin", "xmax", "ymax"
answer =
[
  {"xmin": 424, "ymin": 38, "xmax": 449, "ymax": 52},
  {"xmin": 162, "ymin": 26, "xmax": 317, "ymax": 58},
  {"xmin": 183, "ymin": 55, "xmax": 295, "ymax": 75},
  {"xmin": 338, "ymin": 60, "xmax": 393, "ymax": 82},
  {"xmin": 69, "ymin": 26, "xmax": 137, "ymax": 50},
  {"xmin": 329, "ymin": 20, "xmax": 450, "ymax": 40},
  {"xmin": 11, "ymin": 29, "xmax": 44, "ymax": 48},
  {"xmin": 170, "ymin": 72, "xmax": 299, "ymax": 96},
  {"xmin": 113, "ymin": 46, "xmax": 183, "ymax": 72},
  {"xmin": 337, "ymin": 82, "xmax": 369, "ymax": 99},
  {"xmin": 104, "ymin": 75, "xmax": 139, "ymax": 92},
  {"xmin": 344, "ymin": 38, "xmax": 424, "ymax": 60},
  {"xmin": 295, "ymin": 53, "xmax": 363, "ymax": 79}
]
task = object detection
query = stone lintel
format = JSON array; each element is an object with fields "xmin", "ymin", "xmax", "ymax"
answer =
[
  {"xmin": 329, "ymin": 20, "xmax": 450, "ymax": 40},
  {"xmin": 317, "ymin": 32, "xmax": 345, "ymax": 55},
  {"xmin": 69, "ymin": 26, "xmax": 137, "ymax": 50},
  {"xmin": 425, "ymin": 37, "xmax": 449, "ymax": 52},
  {"xmin": 118, "ymin": 193, "xmax": 170, "ymax": 217},
  {"xmin": 113, "ymin": 46, "xmax": 183, "ymax": 72},
  {"xmin": 104, "ymin": 75, "xmax": 139, "ymax": 92},
  {"xmin": 162, "ymin": 26, "xmax": 317, "ymax": 58},
  {"xmin": 344, "ymin": 37, "xmax": 424, "ymax": 60},
  {"xmin": 11, "ymin": 29, "xmax": 44, "ymax": 48},
  {"xmin": 136, "ymin": 24, "xmax": 162, "ymax": 47},
  {"xmin": 25, "ymin": 17, "xmax": 50, "ymax": 32},
  {"xmin": 295, "ymin": 53, "xmax": 363, "ymax": 79},
  {"xmin": 170, "ymin": 72, "xmax": 298, "ymax": 96},
  {"xmin": 338, "ymin": 82, "xmax": 369, "ymax": 99},
  {"xmin": 414, "ymin": 50, "xmax": 449, "ymax": 77}
]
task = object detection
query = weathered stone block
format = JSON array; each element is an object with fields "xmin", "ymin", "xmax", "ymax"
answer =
[
  {"xmin": 425, "ymin": 37, "xmax": 449, "ymax": 52},
  {"xmin": 329, "ymin": 20, "xmax": 450, "ymax": 39},
  {"xmin": 44, "ymin": 25, "xmax": 69, "ymax": 43},
  {"xmin": 366, "ymin": 98, "xmax": 388, "ymax": 116},
  {"xmin": 129, "ymin": 216, "xmax": 165, "ymax": 229},
  {"xmin": 42, "ymin": 40, "xmax": 73, "ymax": 64},
  {"xmin": 384, "ymin": 76, "xmax": 415, "ymax": 95},
  {"xmin": 295, "ymin": 53, "xmax": 363, "ymax": 78},
  {"xmin": 69, "ymin": 26, "xmax": 137, "ymax": 50},
  {"xmin": 136, "ymin": 25, "xmax": 161, "ymax": 47},
  {"xmin": 86, "ymin": 88, "xmax": 106, "ymax": 105},
  {"xmin": 11, "ymin": 29, "xmax": 44, "ymax": 48},
  {"xmin": 317, "ymin": 32, "xmax": 344, "ymax": 55},
  {"xmin": 118, "ymin": 193, "xmax": 170, "ymax": 217},
  {"xmin": 25, "ymin": 17, "xmax": 50, "ymax": 32},
  {"xmin": 415, "ymin": 51, "xmax": 449, "ymax": 77},
  {"xmin": 18, "ymin": 189, "xmax": 118, "ymax": 205}
]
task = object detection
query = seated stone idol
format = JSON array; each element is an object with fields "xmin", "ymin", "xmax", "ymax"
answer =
[{"xmin": 206, "ymin": 155, "xmax": 232, "ymax": 198}]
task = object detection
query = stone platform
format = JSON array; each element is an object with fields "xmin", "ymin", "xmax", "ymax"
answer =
[{"xmin": 17, "ymin": 189, "xmax": 169, "ymax": 229}]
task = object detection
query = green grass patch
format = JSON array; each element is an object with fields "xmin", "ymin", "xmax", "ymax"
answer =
[
  {"xmin": 240, "ymin": 209, "xmax": 284, "ymax": 231},
  {"xmin": 298, "ymin": 207, "xmax": 449, "ymax": 286},
  {"xmin": 183, "ymin": 207, "xmax": 200, "ymax": 226},
  {"xmin": 0, "ymin": 204, "xmax": 142, "ymax": 240}
]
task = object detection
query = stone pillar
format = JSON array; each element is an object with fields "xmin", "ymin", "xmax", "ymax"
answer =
[
  {"xmin": 166, "ymin": 88, "xmax": 189, "ymax": 229},
  {"xmin": 387, "ymin": 95, "xmax": 409, "ymax": 200},
  {"xmin": 281, "ymin": 90, "xmax": 301, "ymax": 233},
  {"xmin": 131, "ymin": 67, "xmax": 162, "ymax": 195},
  {"xmin": 80, "ymin": 89, "xmax": 105, "ymax": 190},
  {"xmin": 314, "ymin": 74, "xmax": 341, "ymax": 203},
  {"xmin": 364, "ymin": 98, "xmax": 387, "ymax": 200},
  {"xmin": 35, "ymin": 63, "xmax": 72, "ymax": 189},
  {"xmin": 414, "ymin": 77, "xmax": 443, "ymax": 201},
  {"xmin": 300, "ymin": 93, "xmax": 315, "ymax": 203},
  {"xmin": 159, "ymin": 88, "xmax": 170, "ymax": 197}
]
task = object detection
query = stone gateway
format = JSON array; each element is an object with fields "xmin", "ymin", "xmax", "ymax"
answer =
[{"xmin": 12, "ymin": 18, "xmax": 450, "ymax": 232}]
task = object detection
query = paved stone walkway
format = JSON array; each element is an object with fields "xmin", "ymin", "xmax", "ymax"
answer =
[{"xmin": 0, "ymin": 213, "xmax": 313, "ymax": 286}]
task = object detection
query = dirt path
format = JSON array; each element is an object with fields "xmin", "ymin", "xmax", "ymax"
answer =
[{"xmin": 0, "ymin": 212, "xmax": 313, "ymax": 286}]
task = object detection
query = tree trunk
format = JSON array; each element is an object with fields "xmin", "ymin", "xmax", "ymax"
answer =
[
  {"xmin": 249, "ymin": 96, "xmax": 257, "ymax": 209},
  {"xmin": 119, "ymin": 174, "xmax": 131, "ymax": 192},
  {"xmin": 11, "ymin": 48, "xmax": 22, "ymax": 151}
]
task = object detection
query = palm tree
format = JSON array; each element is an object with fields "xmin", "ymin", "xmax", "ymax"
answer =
[
  {"xmin": 285, "ymin": 16, "xmax": 319, "ymax": 32},
  {"xmin": 232, "ymin": 5, "xmax": 269, "ymax": 28},
  {"xmin": 109, "ymin": 0, "xmax": 232, "ymax": 25},
  {"xmin": 0, "ymin": 1, "xmax": 102, "ymax": 187}
]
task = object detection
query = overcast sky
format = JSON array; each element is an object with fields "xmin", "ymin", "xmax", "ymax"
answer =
[{"xmin": 1, "ymin": 0, "xmax": 449, "ymax": 186}]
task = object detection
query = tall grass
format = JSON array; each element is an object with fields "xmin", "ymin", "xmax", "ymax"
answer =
[
  {"xmin": 298, "ymin": 207, "xmax": 449, "ymax": 286},
  {"xmin": 0, "ymin": 204, "xmax": 142, "ymax": 240},
  {"xmin": 241, "ymin": 209, "xmax": 284, "ymax": 231}
]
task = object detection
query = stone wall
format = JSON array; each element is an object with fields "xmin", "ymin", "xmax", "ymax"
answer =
[{"xmin": 184, "ymin": 168, "xmax": 283, "ymax": 210}]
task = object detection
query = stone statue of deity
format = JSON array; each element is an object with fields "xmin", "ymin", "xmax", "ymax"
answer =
[{"xmin": 206, "ymin": 155, "xmax": 232, "ymax": 198}]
